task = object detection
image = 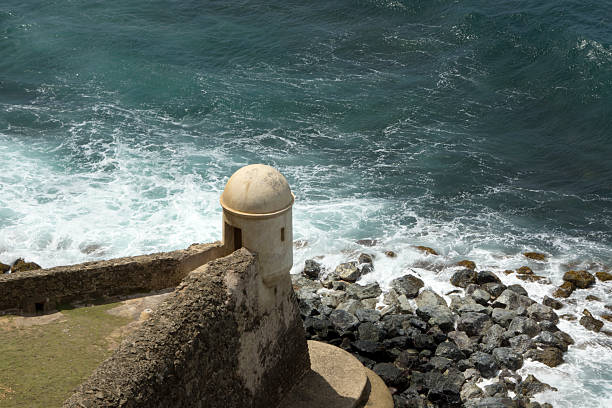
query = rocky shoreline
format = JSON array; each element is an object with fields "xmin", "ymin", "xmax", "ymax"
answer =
[{"xmin": 292, "ymin": 249, "xmax": 609, "ymax": 408}]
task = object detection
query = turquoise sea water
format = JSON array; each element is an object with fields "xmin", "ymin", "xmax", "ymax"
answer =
[{"xmin": 1, "ymin": 1, "xmax": 611, "ymax": 405}]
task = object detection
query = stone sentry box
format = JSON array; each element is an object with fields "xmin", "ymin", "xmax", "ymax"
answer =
[{"xmin": 220, "ymin": 164, "xmax": 294, "ymax": 288}]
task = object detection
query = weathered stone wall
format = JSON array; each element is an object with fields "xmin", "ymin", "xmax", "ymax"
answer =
[
  {"xmin": 0, "ymin": 242, "xmax": 227, "ymax": 314},
  {"xmin": 63, "ymin": 249, "xmax": 310, "ymax": 408}
]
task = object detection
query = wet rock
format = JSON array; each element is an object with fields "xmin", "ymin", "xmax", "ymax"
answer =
[
  {"xmin": 335, "ymin": 262, "xmax": 361, "ymax": 282},
  {"xmin": 516, "ymin": 374, "xmax": 557, "ymax": 397},
  {"xmin": 302, "ymin": 259, "xmax": 322, "ymax": 279},
  {"xmin": 482, "ymin": 282, "xmax": 507, "ymax": 299},
  {"xmin": 356, "ymin": 239, "xmax": 377, "ymax": 247},
  {"xmin": 523, "ymin": 252, "xmax": 547, "ymax": 261},
  {"xmin": 553, "ymin": 281, "xmax": 575, "ymax": 298},
  {"xmin": 579, "ymin": 310, "xmax": 604, "ymax": 332},
  {"xmin": 0, "ymin": 262, "xmax": 10, "ymax": 273},
  {"xmin": 516, "ymin": 266, "xmax": 533, "ymax": 275},
  {"xmin": 317, "ymin": 288, "xmax": 346, "ymax": 308},
  {"xmin": 416, "ymin": 246, "xmax": 438, "ymax": 256},
  {"xmin": 11, "ymin": 258, "xmax": 42, "ymax": 273},
  {"xmin": 355, "ymin": 308, "xmax": 381, "ymax": 323},
  {"xmin": 492, "ymin": 347, "xmax": 523, "ymax": 370},
  {"xmin": 525, "ymin": 347, "xmax": 564, "ymax": 367},
  {"xmin": 492, "ymin": 289, "xmax": 520, "ymax": 309},
  {"xmin": 457, "ymin": 260, "xmax": 476, "ymax": 270},
  {"xmin": 585, "ymin": 296, "xmax": 601, "ymax": 304},
  {"xmin": 470, "ymin": 351, "xmax": 499, "ymax": 378},
  {"xmin": 562, "ymin": 270, "xmax": 595, "ymax": 289},
  {"xmin": 595, "ymin": 271, "xmax": 612, "ymax": 282},
  {"xmin": 413, "ymin": 333, "xmax": 437, "ymax": 351},
  {"xmin": 346, "ymin": 282, "xmax": 381, "ymax": 300},
  {"xmin": 560, "ymin": 313, "xmax": 576, "ymax": 321},
  {"xmin": 479, "ymin": 271, "xmax": 503, "ymax": 285},
  {"xmin": 507, "ymin": 316, "xmax": 541, "ymax": 338},
  {"xmin": 329, "ymin": 309, "xmax": 359, "ymax": 335},
  {"xmin": 381, "ymin": 314, "xmax": 411, "ymax": 337},
  {"xmin": 384, "ymin": 250, "xmax": 397, "ymax": 258},
  {"xmin": 517, "ymin": 274, "xmax": 550, "ymax": 284},
  {"xmin": 533, "ymin": 331, "xmax": 568, "ymax": 351},
  {"xmin": 451, "ymin": 269, "xmax": 478, "ymax": 288},
  {"xmin": 426, "ymin": 356, "xmax": 453, "ymax": 372},
  {"xmin": 358, "ymin": 253, "xmax": 373, "ymax": 265},
  {"xmin": 527, "ymin": 303, "xmax": 559, "ymax": 324},
  {"xmin": 601, "ymin": 314, "xmax": 612, "ymax": 323},
  {"xmin": 506, "ymin": 284, "xmax": 528, "ymax": 296},
  {"xmin": 542, "ymin": 296, "xmax": 563, "ymax": 310},
  {"xmin": 492, "ymin": 308, "xmax": 517, "ymax": 328},
  {"xmin": 458, "ymin": 312, "xmax": 492, "ymax": 337},
  {"xmin": 435, "ymin": 341, "xmax": 465, "ymax": 361},
  {"xmin": 390, "ymin": 274, "xmax": 424, "ymax": 298}
]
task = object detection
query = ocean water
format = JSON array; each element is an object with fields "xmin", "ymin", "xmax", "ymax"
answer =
[{"xmin": 1, "ymin": 0, "xmax": 610, "ymax": 405}]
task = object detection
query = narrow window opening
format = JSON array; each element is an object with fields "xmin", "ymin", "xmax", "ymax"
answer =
[
  {"xmin": 233, "ymin": 227, "xmax": 242, "ymax": 251},
  {"xmin": 35, "ymin": 302, "xmax": 44, "ymax": 314},
  {"xmin": 281, "ymin": 227, "xmax": 285, "ymax": 242}
]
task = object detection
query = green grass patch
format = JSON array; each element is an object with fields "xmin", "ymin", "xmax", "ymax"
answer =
[{"xmin": 0, "ymin": 302, "xmax": 131, "ymax": 408}]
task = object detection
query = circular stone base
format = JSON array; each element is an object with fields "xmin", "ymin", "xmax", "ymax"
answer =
[{"xmin": 278, "ymin": 340, "xmax": 393, "ymax": 408}]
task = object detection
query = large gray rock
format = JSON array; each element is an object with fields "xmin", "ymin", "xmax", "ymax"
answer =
[
  {"xmin": 426, "ymin": 369, "xmax": 464, "ymax": 406},
  {"xmin": 346, "ymin": 282, "xmax": 382, "ymax": 300},
  {"xmin": 507, "ymin": 316, "xmax": 541, "ymax": 338},
  {"xmin": 336, "ymin": 299, "xmax": 363, "ymax": 315},
  {"xmin": 417, "ymin": 305, "xmax": 455, "ymax": 332},
  {"xmin": 533, "ymin": 331, "xmax": 568, "ymax": 351},
  {"xmin": 480, "ymin": 324, "xmax": 505, "ymax": 353},
  {"xmin": 482, "ymin": 282, "xmax": 507, "ymax": 299},
  {"xmin": 390, "ymin": 274, "xmax": 424, "ymax": 298},
  {"xmin": 524, "ymin": 347, "xmax": 564, "ymax": 367},
  {"xmin": 358, "ymin": 322, "xmax": 383, "ymax": 342},
  {"xmin": 509, "ymin": 334, "xmax": 535, "ymax": 354},
  {"xmin": 527, "ymin": 303, "xmax": 559, "ymax": 324},
  {"xmin": 329, "ymin": 309, "xmax": 359, "ymax": 335},
  {"xmin": 416, "ymin": 289, "xmax": 447, "ymax": 309},
  {"xmin": 457, "ymin": 312, "xmax": 492, "ymax": 337},
  {"xmin": 451, "ymin": 269, "xmax": 478, "ymax": 288},
  {"xmin": 355, "ymin": 308, "xmax": 381, "ymax": 323},
  {"xmin": 492, "ymin": 347, "xmax": 523, "ymax": 370},
  {"xmin": 477, "ymin": 271, "xmax": 502, "ymax": 285},
  {"xmin": 580, "ymin": 314, "xmax": 604, "ymax": 332},
  {"xmin": 491, "ymin": 308, "xmax": 517, "ymax": 328}
]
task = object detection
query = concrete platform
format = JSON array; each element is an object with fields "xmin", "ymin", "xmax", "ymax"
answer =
[{"xmin": 278, "ymin": 340, "xmax": 393, "ymax": 408}]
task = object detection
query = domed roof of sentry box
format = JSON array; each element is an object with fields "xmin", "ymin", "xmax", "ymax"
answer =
[{"xmin": 220, "ymin": 164, "xmax": 294, "ymax": 215}]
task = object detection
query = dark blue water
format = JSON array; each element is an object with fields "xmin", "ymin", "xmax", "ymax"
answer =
[{"xmin": 1, "ymin": 1, "xmax": 611, "ymax": 404}]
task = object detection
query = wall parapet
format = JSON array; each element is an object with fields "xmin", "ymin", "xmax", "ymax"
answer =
[
  {"xmin": 63, "ymin": 248, "xmax": 310, "ymax": 408},
  {"xmin": 0, "ymin": 242, "xmax": 228, "ymax": 314}
]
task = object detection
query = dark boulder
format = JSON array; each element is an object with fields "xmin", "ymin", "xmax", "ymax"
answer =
[
  {"xmin": 470, "ymin": 351, "xmax": 499, "ymax": 378},
  {"xmin": 527, "ymin": 303, "xmax": 559, "ymax": 324},
  {"xmin": 580, "ymin": 314, "xmax": 604, "ymax": 332},
  {"xmin": 595, "ymin": 271, "xmax": 612, "ymax": 282},
  {"xmin": 358, "ymin": 253, "xmax": 373, "ymax": 265},
  {"xmin": 435, "ymin": 341, "xmax": 465, "ymax": 361},
  {"xmin": 491, "ymin": 308, "xmax": 517, "ymax": 328},
  {"xmin": 302, "ymin": 259, "xmax": 322, "ymax": 279},
  {"xmin": 482, "ymin": 282, "xmax": 507, "ymax": 299},
  {"xmin": 0, "ymin": 262, "xmax": 10, "ymax": 274},
  {"xmin": 355, "ymin": 308, "xmax": 381, "ymax": 323},
  {"xmin": 509, "ymin": 334, "xmax": 535, "ymax": 354},
  {"xmin": 506, "ymin": 284, "xmax": 528, "ymax": 296},
  {"xmin": 335, "ymin": 262, "xmax": 361, "ymax": 282},
  {"xmin": 479, "ymin": 324, "xmax": 506, "ymax": 353},
  {"xmin": 457, "ymin": 312, "xmax": 492, "ymax": 337},
  {"xmin": 477, "ymin": 271, "xmax": 502, "ymax": 285},
  {"xmin": 507, "ymin": 316, "xmax": 541, "ymax": 338},
  {"xmin": 533, "ymin": 331, "xmax": 568, "ymax": 352},
  {"xmin": 457, "ymin": 260, "xmax": 476, "ymax": 270},
  {"xmin": 426, "ymin": 369, "xmax": 464, "ymax": 406},
  {"xmin": 415, "ymin": 246, "xmax": 439, "ymax": 255},
  {"xmin": 346, "ymin": 282, "xmax": 381, "ymax": 300},
  {"xmin": 417, "ymin": 305, "xmax": 455, "ymax": 332},
  {"xmin": 492, "ymin": 347, "xmax": 523, "ymax": 370},
  {"xmin": 390, "ymin": 274, "xmax": 424, "ymax": 298},
  {"xmin": 358, "ymin": 322, "xmax": 383, "ymax": 342},
  {"xmin": 542, "ymin": 296, "xmax": 563, "ymax": 310},
  {"xmin": 373, "ymin": 362, "xmax": 408, "ymax": 390},
  {"xmin": 450, "ymin": 269, "xmax": 478, "ymax": 288},
  {"xmin": 329, "ymin": 309, "xmax": 359, "ymax": 335}
]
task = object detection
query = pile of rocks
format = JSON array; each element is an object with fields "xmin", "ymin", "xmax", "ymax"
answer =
[
  {"xmin": 293, "ymin": 256, "xmax": 571, "ymax": 408},
  {"xmin": 0, "ymin": 258, "xmax": 41, "ymax": 274}
]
